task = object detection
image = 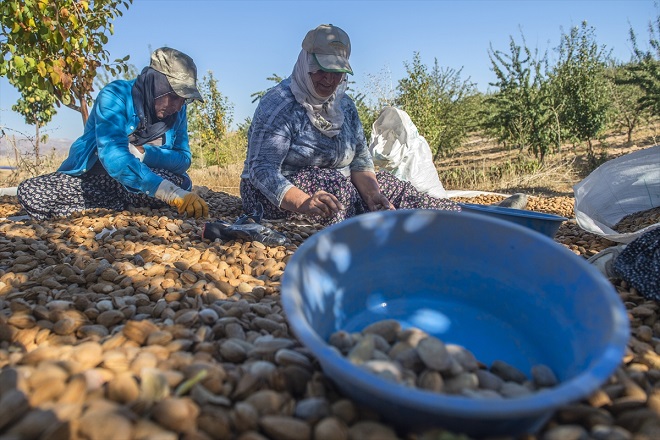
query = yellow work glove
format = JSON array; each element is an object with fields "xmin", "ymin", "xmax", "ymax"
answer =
[
  {"xmin": 155, "ymin": 180, "xmax": 209, "ymax": 218},
  {"xmin": 172, "ymin": 192, "xmax": 209, "ymax": 218}
]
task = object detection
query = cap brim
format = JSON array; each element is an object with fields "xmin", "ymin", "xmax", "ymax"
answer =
[
  {"xmin": 314, "ymin": 54, "xmax": 353, "ymax": 75},
  {"xmin": 169, "ymin": 79, "xmax": 204, "ymax": 103}
]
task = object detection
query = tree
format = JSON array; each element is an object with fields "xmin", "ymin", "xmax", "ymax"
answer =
[
  {"xmin": 482, "ymin": 35, "xmax": 556, "ymax": 161},
  {"xmin": 626, "ymin": 11, "xmax": 660, "ymax": 116},
  {"xmin": 608, "ymin": 62, "xmax": 651, "ymax": 144},
  {"xmin": 0, "ymin": 0, "xmax": 133, "ymax": 125},
  {"xmin": 250, "ymin": 74, "xmax": 284, "ymax": 103},
  {"xmin": 396, "ymin": 52, "xmax": 477, "ymax": 159},
  {"xmin": 94, "ymin": 62, "xmax": 139, "ymax": 90},
  {"xmin": 550, "ymin": 21, "xmax": 611, "ymax": 156},
  {"xmin": 187, "ymin": 71, "xmax": 235, "ymax": 167},
  {"xmin": 349, "ymin": 91, "xmax": 380, "ymax": 143},
  {"xmin": 236, "ymin": 117, "xmax": 251, "ymax": 138},
  {"xmin": 351, "ymin": 67, "xmax": 397, "ymax": 142},
  {"xmin": 11, "ymin": 85, "xmax": 57, "ymax": 163}
]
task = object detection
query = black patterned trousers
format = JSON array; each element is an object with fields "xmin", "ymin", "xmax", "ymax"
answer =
[{"xmin": 16, "ymin": 168, "xmax": 189, "ymax": 220}]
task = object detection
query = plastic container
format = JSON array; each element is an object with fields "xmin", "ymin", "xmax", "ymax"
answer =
[
  {"xmin": 458, "ymin": 203, "xmax": 567, "ymax": 238},
  {"xmin": 281, "ymin": 209, "xmax": 628, "ymax": 438}
]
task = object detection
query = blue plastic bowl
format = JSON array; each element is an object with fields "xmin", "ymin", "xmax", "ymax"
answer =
[
  {"xmin": 281, "ymin": 209, "xmax": 628, "ymax": 438},
  {"xmin": 458, "ymin": 203, "xmax": 568, "ymax": 238}
]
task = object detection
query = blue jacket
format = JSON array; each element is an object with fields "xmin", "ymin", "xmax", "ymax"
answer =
[
  {"xmin": 241, "ymin": 77, "xmax": 374, "ymax": 207},
  {"xmin": 58, "ymin": 79, "xmax": 193, "ymax": 196}
]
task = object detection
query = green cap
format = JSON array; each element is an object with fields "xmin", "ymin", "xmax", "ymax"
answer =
[
  {"xmin": 302, "ymin": 24, "xmax": 353, "ymax": 75},
  {"xmin": 150, "ymin": 47, "xmax": 204, "ymax": 102}
]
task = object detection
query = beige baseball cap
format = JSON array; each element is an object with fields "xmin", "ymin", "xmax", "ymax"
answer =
[
  {"xmin": 150, "ymin": 47, "xmax": 204, "ymax": 102},
  {"xmin": 302, "ymin": 24, "xmax": 353, "ymax": 75}
]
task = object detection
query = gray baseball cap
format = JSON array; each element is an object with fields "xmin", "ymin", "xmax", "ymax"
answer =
[
  {"xmin": 302, "ymin": 24, "xmax": 353, "ymax": 75},
  {"xmin": 150, "ymin": 47, "xmax": 204, "ymax": 102}
]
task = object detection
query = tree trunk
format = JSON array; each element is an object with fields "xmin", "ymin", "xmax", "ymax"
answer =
[
  {"xmin": 12, "ymin": 135, "xmax": 19, "ymax": 166},
  {"xmin": 34, "ymin": 119, "xmax": 41, "ymax": 167},
  {"xmin": 554, "ymin": 111, "xmax": 561, "ymax": 150},
  {"xmin": 627, "ymin": 126, "xmax": 633, "ymax": 145},
  {"xmin": 79, "ymin": 96, "xmax": 89, "ymax": 125},
  {"xmin": 626, "ymin": 116, "xmax": 636, "ymax": 146}
]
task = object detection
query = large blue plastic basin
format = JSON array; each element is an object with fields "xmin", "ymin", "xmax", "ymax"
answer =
[
  {"xmin": 459, "ymin": 203, "xmax": 568, "ymax": 238},
  {"xmin": 281, "ymin": 209, "xmax": 628, "ymax": 438}
]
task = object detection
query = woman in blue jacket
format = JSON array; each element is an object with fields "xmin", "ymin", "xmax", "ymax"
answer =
[{"xmin": 17, "ymin": 47, "xmax": 209, "ymax": 219}]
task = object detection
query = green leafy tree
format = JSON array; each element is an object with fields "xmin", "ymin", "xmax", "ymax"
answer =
[
  {"xmin": 608, "ymin": 62, "xmax": 650, "ymax": 144},
  {"xmin": 396, "ymin": 52, "xmax": 477, "ymax": 159},
  {"xmin": 94, "ymin": 62, "xmax": 139, "ymax": 90},
  {"xmin": 250, "ymin": 74, "xmax": 284, "ymax": 103},
  {"xmin": 550, "ymin": 21, "xmax": 611, "ymax": 156},
  {"xmin": 351, "ymin": 67, "xmax": 397, "ymax": 142},
  {"xmin": 462, "ymin": 91, "xmax": 488, "ymax": 130},
  {"xmin": 11, "ymin": 84, "xmax": 57, "ymax": 163},
  {"xmin": 542, "ymin": 74, "xmax": 568, "ymax": 155},
  {"xmin": 349, "ymin": 91, "xmax": 380, "ymax": 143},
  {"xmin": 187, "ymin": 71, "xmax": 235, "ymax": 167},
  {"xmin": 236, "ymin": 117, "xmax": 251, "ymax": 138},
  {"xmin": 483, "ymin": 35, "xmax": 556, "ymax": 161},
  {"xmin": 0, "ymin": 0, "xmax": 133, "ymax": 125},
  {"xmin": 626, "ymin": 11, "xmax": 660, "ymax": 116}
]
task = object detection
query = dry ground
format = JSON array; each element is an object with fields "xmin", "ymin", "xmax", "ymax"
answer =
[
  {"xmin": 434, "ymin": 125, "xmax": 659, "ymax": 197},
  {"xmin": 0, "ymin": 128, "xmax": 659, "ymax": 440}
]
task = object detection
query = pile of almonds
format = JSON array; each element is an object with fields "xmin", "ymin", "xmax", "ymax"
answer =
[
  {"xmin": 615, "ymin": 206, "xmax": 660, "ymax": 234},
  {"xmin": 329, "ymin": 319, "xmax": 558, "ymax": 399},
  {"xmin": 451, "ymin": 194, "xmax": 575, "ymax": 219},
  {"xmin": 0, "ymin": 191, "xmax": 659, "ymax": 440}
]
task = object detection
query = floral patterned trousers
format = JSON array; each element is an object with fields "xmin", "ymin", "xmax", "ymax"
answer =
[
  {"xmin": 17, "ymin": 167, "xmax": 188, "ymax": 220},
  {"xmin": 240, "ymin": 167, "xmax": 460, "ymax": 226}
]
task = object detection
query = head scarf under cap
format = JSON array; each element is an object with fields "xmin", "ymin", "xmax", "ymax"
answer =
[
  {"xmin": 129, "ymin": 67, "xmax": 179, "ymax": 146},
  {"xmin": 289, "ymin": 50, "xmax": 347, "ymax": 138}
]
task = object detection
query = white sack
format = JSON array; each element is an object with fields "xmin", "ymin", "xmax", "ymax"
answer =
[
  {"xmin": 369, "ymin": 106, "xmax": 447, "ymax": 198},
  {"xmin": 0, "ymin": 187, "xmax": 17, "ymax": 196},
  {"xmin": 573, "ymin": 145, "xmax": 660, "ymax": 243}
]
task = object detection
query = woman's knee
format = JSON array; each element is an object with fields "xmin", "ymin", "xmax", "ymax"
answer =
[{"xmin": 16, "ymin": 177, "xmax": 39, "ymax": 206}]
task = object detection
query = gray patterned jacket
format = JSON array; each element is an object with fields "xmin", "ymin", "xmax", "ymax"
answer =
[{"xmin": 241, "ymin": 78, "xmax": 374, "ymax": 207}]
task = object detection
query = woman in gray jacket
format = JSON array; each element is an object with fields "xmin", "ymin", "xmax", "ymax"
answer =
[{"xmin": 241, "ymin": 24, "xmax": 459, "ymax": 226}]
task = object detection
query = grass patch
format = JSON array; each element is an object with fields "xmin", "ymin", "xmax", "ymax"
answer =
[
  {"xmin": 189, "ymin": 162, "xmax": 243, "ymax": 196},
  {"xmin": 439, "ymin": 154, "xmax": 579, "ymax": 195}
]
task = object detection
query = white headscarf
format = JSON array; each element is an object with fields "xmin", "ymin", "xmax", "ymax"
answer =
[{"xmin": 289, "ymin": 50, "xmax": 348, "ymax": 138}]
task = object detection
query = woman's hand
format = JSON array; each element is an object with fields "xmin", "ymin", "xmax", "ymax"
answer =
[
  {"xmin": 281, "ymin": 186, "xmax": 344, "ymax": 218},
  {"xmin": 300, "ymin": 190, "xmax": 345, "ymax": 217},
  {"xmin": 351, "ymin": 170, "xmax": 395, "ymax": 212},
  {"xmin": 155, "ymin": 180, "xmax": 209, "ymax": 218},
  {"xmin": 363, "ymin": 192, "xmax": 395, "ymax": 212}
]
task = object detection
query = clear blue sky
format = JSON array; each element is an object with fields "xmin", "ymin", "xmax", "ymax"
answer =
[{"xmin": 0, "ymin": 0, "xmax": 656, "ymax": 141}]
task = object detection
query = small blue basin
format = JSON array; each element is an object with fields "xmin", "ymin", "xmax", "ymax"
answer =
[{"xmin": 458, "ymin": 203, "xmax": 568, "ymax": 238}]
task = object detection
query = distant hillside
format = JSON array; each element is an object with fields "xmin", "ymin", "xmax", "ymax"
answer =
[{"xmin": 0, "ymin": 136, "xmax": 72, "ymax": 157}]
